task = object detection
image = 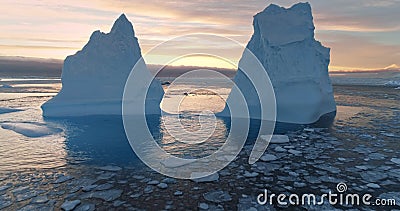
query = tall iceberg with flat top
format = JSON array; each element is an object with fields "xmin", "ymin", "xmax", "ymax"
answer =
[
  {"xmin": 222, "ymin": 2, "xmax": 336, "ymax": 124},
  {"xmin": 42, "ymin": 14, "xmax": 163, "ymax": 117}
]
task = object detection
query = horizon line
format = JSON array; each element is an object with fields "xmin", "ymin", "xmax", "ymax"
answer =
[{"xmin": 0, "ymin": 55, "xmax": 399, "ymax": 73}]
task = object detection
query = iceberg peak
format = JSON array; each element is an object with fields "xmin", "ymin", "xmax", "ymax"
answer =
[
  {"xmin": 255, "ymin": 2, "xmax": 314, "ymax": 46},
  {"xmin": 110, "ymin": 13, "xmax": 135, "ymax": 36},
  {"xmin": 42, "ymin": 14, "xmax": 163, "ymax": 117},
  {"xmin": 262, "ymin": 2, "xmax": 311, "ymax": 14},
  {"xmin": 290, "ymin": 2, "xmax": 311, "ymax": 11},
  {"xmin": 221, "ymin": 2, "xmax": 336, "ymax": 124}
]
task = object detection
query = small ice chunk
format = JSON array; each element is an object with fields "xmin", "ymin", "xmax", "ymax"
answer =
[
  {"xmin": 31, "ymin": 196, "xmax": 49, "ymax": 204},
  {"xmin": 160, "ymin": 157, "xmax": 195, "ymax": 168},
  {"xmin": 391, "ymin": 158, "xmax": 400, "ymax": 165},
  {"xmin": 303, "ymin": 128, "xmax": 315, "ymax": 132},
  {"xmin": 355, "ymin": 166, "xmax": 369, "ymax": 171},
  {"xmin": 274, "ymin": 146, "xmax": 287, "ymax": 152},
  {"xmin": 147, "ymin": 180, "xmax": 160, "ymax": 185},
  {"xmin": 384, "ymin": 80, "xmax": 400, "ymax": 87},
  {"xmin": 1, "ymin": 122, "xmax": 62, "ymax": 138},
  {"xmin": 366, "ymin": 183, "xmax": 381, "ymax": 189},
  {"xmin": 174, "ymin": 190, "xmax": 183, "ymax": 196},
  {"xmin": 81, "ymin": 189, "xmax": 123, "ymax": 202},
  {"xmin": 288, "ymin": 149, "xmax": 302, "ymax": 155},
  {"xmin": 260, "ymin": 154, "xmax": 278, "ymax": 162},
  {"xmin": 157, "ymin": 183, "xmax": 168, "ymax": 189},
  {"xmin": 1, "ymin": 84, "xmax": 12, "ymax": 88},
  {"xmin": 61, "ymin": 200, "xmax": 81, "ymax": 211},
  {"xmin": 203, "ymin": 190, "xmax": 232, "ymax": 203},
  {"xmin": 191, "ymin": 172, "xmax": 219, "ymax": 183},
  {"xmin": 243, "ymin": 171, "xmax": 259, "ymax": 178},
  {"xmin": 268, "ymin": 135, "xmax": 290, "ymax": 144},
  {"xmin": 199, "ymin": 203, "xmax": 209, "ymax": 210},
  {"xmin": 161, "ymin": 178, "xmax": 177, "ymax": 184}
]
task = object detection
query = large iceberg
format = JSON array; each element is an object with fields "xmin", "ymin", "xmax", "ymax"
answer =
[
  {"xmin": 222, "ymin": 2, "xmax": 336, "ymax": 124},
  {"xmin": 42, "ymin": 14, "xmax": 163, "ymax": 117}
]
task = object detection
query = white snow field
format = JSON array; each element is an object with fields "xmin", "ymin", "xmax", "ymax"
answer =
[
  {"xmin": 222, "ymin": 3, "xmax": 336, "ymax": 124},
  {"xmin": 41, "ymin": 14, "xmax": 163, "ymax": 117}
]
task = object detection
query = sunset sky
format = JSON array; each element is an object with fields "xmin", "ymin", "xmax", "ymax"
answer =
[{"xmin": 0, "ymin": 0, "xmax": 399, "ymax": 71}]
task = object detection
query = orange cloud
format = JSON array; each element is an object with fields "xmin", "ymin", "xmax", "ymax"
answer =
[{"xmin": 0, "ymin": 0, "xmax": 399, "ymax": 70}]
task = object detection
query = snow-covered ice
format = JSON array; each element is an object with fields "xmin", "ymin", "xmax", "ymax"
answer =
[
  {"xmin": 222, "ymin": 3, "xmax": 336, "ymax": 124},
  {"xmin": 262, "ymin": 135, "xmax": 289, "ymax": 144},
  {"xmin": 42, "ymin": 14, "xmax": 163, "ymax": 117},
  {"xmin": 1, "ymin": 84, "xmax": 12, "ymax": 89},
  {"xmin": 385, "ymin": 80, "xmax": 400, "ymax": 87},
  {"xmin": 0, "ymin": 122, "xmax": 62, "ymax": 138},
  {"xmin": 260, "ymin": 154, "xmax": 278, "ymax": 162}
]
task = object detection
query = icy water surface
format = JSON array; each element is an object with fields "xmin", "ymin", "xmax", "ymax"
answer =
[{"xmin": 0, "ymin": 78, "xmax": 399, "ymax": 210}]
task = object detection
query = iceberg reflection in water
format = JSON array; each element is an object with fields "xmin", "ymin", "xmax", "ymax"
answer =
[
  {"xmin": 48, "ymin": 114, "xmax": 229, "ymax": 166},
  {"xmin": 44, "ymin": 112, "xmax": 334, "ymax": 167},
  {"xmin": 49, "ymin": 116, "xmax": 140, "ymax": 166}
]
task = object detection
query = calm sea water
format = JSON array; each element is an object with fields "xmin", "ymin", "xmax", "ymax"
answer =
[
  {"xmin": 0, "ymin": 78, "xmax": 232, "ymax": 172},
  {"xmin": 0, "ymin": 78, "xmax": 395, "ymax": 172}
]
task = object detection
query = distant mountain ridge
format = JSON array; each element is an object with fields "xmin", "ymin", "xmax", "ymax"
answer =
[
  {"xmin": 0, "ymin": 56, "xmax": 236, "ymax": 78},
  {"xmin": 0, "ymin": 56, "xmax": 62, "ymax": 78},
  {"xmin": 0, "ymin": 56, "xmax": 397, "ymax": 78}
]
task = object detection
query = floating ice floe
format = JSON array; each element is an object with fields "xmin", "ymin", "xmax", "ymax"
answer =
[
  {"xmin": 191, "ymin": 172, "xmax": 219, "ymax": 182},
  {"xmin": 61, "ymin": 200, "xmax": 81, "ymax": 211},
  {"xmin": 261, "ymin": 134, "xmax": 289, "ymax": 144},
  {"xmin": 0, "ymin": 122, "xmax": 62, "ymax": 138},
  {"xmin": 203, "ymin": 190, "xmax": 232, "ymax": 203},
  {"xmin": 0, "ymin": 107, "xmax": 22, "ymax": 114},
  {"xmin": 391, "ymin": 158, "xmax": 400, "ymax": 165},
  {"xmin": 1, "ymin": 84, "xmax": 12, "ymax": 88},
  {"xmin": 384, "ymin": 80, "xmax": 400, "ymax": 87},
  {"xmin": 80, "ymin": 189, "xmax": 123, "ymax": 202},
  {"xmin": 259, "ymin": 154, "xmax": 278, "ymax": 162}
]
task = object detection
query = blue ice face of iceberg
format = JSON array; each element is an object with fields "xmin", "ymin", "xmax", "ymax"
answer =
[
  {"xmin": 221, "ymin": 2, "xmax": 336, "ymax": 124},
  {"xmin": 41, "ymin": 14, "xmax": 163, "ymax": 117}
]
